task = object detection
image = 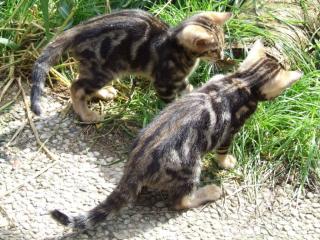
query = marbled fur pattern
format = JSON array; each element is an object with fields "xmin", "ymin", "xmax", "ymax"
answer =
[
  {"xmin": 50, "ymin": 40, "xmax": 302, "ymax": 229},
  {"xmin": 30, "ymin": 9, "xmax": 231, "ymax": 122}
]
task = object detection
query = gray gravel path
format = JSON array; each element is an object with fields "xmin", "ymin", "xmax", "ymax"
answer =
[{"xmin": 0, "ymin": 87, "xmax": 319, "ymax": 240}]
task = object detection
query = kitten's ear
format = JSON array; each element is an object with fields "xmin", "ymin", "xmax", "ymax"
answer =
[
  {"xmin": 205, "ymin": 12, "xmax": 232, "ymax": 25},
  {"xmin": 284, "ymin": 70, "xmax": 303, "ymax": 85},
  {"xmin": 177, "ymin": 25, "xmax": 214, "ymax": 51},
  {"xmin": 194, "ymin": 38, "xmax": 212, "ymax": 50},
  {"xmin": 260, "ymin": 70, "xmax": 303, "ymax": 99},
  {"xmin": 240, "ymin": 39, "xmax": 266, "ymax": 70}
]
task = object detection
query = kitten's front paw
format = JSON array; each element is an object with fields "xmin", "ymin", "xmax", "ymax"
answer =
[
  {"xmin": 216, "ymin": 154, "xmax": 237, "ymax": 169},
  {"xmin": 185, "ymin": 84, "xmax": 193, "ymax": 92},
  {"xmin": 80, "ymin": 111, "xmax": 104, "ymax": 123},
  {"xmin": 94, "ymin": 86, "xmax": 117, "ymax": 100},
  {"xmin": 180, "ymin": 84, "xmax": 194, "ymax": 96}
]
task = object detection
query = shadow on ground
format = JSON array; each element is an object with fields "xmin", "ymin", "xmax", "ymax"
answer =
[{"xmin": 0, "ymin": 89, "xmax": 186, "ymax": 239}]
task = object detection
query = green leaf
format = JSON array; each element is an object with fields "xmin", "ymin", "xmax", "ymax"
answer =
[
  {"xmin": 57, "ymin": 0, "xmax": 74, "ymax": 29},
  {"xmin": 40, "ymin": 0, "xmax": 50, "ymax": 40}
]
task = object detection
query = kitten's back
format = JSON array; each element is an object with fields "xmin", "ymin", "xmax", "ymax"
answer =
[{"xmin": 30, "ymin": 9, "xmax": 168, "ymax": 115}]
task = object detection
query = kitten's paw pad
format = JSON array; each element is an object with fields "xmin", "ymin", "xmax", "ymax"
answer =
[
  {"xmin": 217, "ymin": 154, "xmax": 237, "ymax": 169},
  {"xmin": 94, "ymin": 86, "xmax": 117, "ymax": 100},
  {"xmin": 80, "ymin": 111, "xmax": 103, "ymax": 123},
  {"xmin": 196, "ymin": 184, "xmax": 222, "ymax": 202}
]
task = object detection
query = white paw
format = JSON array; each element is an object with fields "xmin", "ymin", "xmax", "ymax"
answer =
[
  {"xmin": 180, "ymin": 84, "xmax": 194, "ymax": 96},
  {"xmin": 80, "ymin": 111, "xmax": 103, "ymax": 123},
  {"xmin": 186, "ymin": 84, "xmax": 193, "ymax": 92},
  {"xmin": 217, "ymin": 154, "xmax": 237, "ymax": 169},
  {"xmin": 94, "ymin": 86, "xmax": 117, "ymax": 100},
  {"xmin": 210, "ymin": 74, "xmax": 225, "ymax": 82}
]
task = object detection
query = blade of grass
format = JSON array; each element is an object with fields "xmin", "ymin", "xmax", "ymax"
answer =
[{"xmin": 39, "ymin": 0, "xmax": 50, "ymax": 40}]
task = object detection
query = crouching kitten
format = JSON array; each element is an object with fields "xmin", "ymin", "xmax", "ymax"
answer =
[{"xmin": 51, "ymin": 40, "xmax": 302, "ymax": 229}]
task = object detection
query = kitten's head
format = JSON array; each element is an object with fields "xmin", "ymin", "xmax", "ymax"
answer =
[
  {"xmin": 239, "ymin": 40, "xmax": 303, "ymax": 100},
  {"xmin": 175, "ymin": 12, "xmax": 231, "ymax": 61}
]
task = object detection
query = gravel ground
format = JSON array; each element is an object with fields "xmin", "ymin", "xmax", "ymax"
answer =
[{"xmin": 0, "ymin": 86, "xmax": 319, "ymax": 240}]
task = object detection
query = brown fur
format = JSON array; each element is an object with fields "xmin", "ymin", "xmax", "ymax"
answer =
[
  {"xmin": 30, "ymin": 9, "xmax": 231, "ymax": 122},
  {"xmin": 50, "ymin": 40, "xmax": 302, "ymax": 229}
]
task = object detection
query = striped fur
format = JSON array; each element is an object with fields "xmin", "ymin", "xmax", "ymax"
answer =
[
  {"xmin": 50, "ymin": 40, "xmax": 302, "ymax": 229},
  {"xmin": 31, "ymin": 9, "xmax": 231, "ymax": 122}
]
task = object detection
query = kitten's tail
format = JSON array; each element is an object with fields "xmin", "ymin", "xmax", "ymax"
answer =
[
  {"xmin": 30, "ymin": 31, "xmax": 75, "ymax": 115},
  {"xmin": 50, "ymin": 179, "xmax": 139, "ymax": 229}
]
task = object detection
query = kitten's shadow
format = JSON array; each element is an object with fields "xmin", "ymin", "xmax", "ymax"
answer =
[
  {"xmin": 1, "ymin": 113, "xmax": 222, "ymax": 240},
  {"xmin": 45, "ymin": 189, "xmax": 181, "ymax": 240},
  {"xmin": 48, "ymin": 119, "xmax": 222, "ymax": 240},
  {"xmin": 46, "ymin": 119, "xmax": 182, "ymax": 240},
  {"xmin": 1, "ymin": 84, "xmax": 223, "ymax": 240}
]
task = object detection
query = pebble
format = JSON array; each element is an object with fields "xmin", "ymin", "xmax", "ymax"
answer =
[
  {"xmin": 106, "ymin": 156, "xmax": 114, "ymax": 162},
  {"xmin": 113, "ymin": 231, "xmax": 129, "ymax": 240},
  {"xmin": 306, "ymin": 192, "xmax": 314, "ymax": 199},
  {"xmin": 93, "ymin": 151, "xmax": 100, "ymax": 157},
  {"xmin": 290, "ymin": 208, "xmax": 299, "ymax": 217},
  {"xmin": 312, "ymin": 202, "xmax": 320, "ymax": 208},
  {"xmin": 155, "ymin": 201, "xmax": 165, "ymax": 208}
]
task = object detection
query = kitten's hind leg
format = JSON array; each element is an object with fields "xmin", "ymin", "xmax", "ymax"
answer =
[
  {"xmin": 71, "ymin": 78, "xmax": 109, "ymax": 123},
  {"xmin": 174, "ymin": 184, "xmax": 222, "ymax": 210},
  {"xmin": 71, "ymin": 78, "xmax": 104, "ymax": 123},
  {"xmin": 71, "ymin": 68, "xmax": 114, "ymax": 122}
]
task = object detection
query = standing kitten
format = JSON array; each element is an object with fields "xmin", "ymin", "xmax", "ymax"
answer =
[
  {"xmin": 50, "ymin": 40, "xmax": 302, "ymax": 229},
  {"xmin": 31, "ymin": 9, "xmax": 231, "ymax": 122}
]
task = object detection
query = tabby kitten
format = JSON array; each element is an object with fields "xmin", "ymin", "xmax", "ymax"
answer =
[
  {"xmin": 50, "ymin": 40, "xmax": 302, "ymax": 229},
  {"xmin": 31, "ymin": 9, "xmax": 231, "ymax": 122}
]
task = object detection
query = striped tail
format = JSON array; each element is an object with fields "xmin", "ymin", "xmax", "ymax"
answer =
[
  {"xmin": 50, "ymin": 182, "xmax": 138, "ymax": 229},
  {"xmin": 30, "ymin": 34, "xmax": 73, "ymax": 115}
]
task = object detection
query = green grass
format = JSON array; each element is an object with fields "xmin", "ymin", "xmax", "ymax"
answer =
[{"xmin": 0, "ymin": 0, "xmax": 319, "ymax": 189}]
